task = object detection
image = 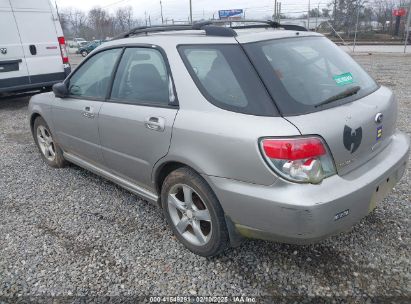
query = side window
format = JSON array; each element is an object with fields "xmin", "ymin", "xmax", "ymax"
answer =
[
  {"xmin": 178, "ymin": 45, "xmax": 277, "ymax": 116},
  {"xmin": 68, "ymin": 48, "xmax": 121, "ymax": 99},
  {"xmin": 183, "ymin": 48, "xmax": 247, "ymax": 107},
  {"xmin": 110, "ymin": 48, "xmax": 170, "ymax": 105}
]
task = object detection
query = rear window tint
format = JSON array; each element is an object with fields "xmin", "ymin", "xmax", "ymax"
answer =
[
  {"xmin": 244, "ymin": 37, "xmax": 379, "ymax": 115},
  {"xmin": 178, "ymin": 45, "xmax": 277, "ymax": 116}
]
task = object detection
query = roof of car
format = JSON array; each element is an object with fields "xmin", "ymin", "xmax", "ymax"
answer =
[{"xmin": 101, "ymin": 26, "xmax": 323, "ymax": 50}]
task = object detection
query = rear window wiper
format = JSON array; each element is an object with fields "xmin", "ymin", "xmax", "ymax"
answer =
[{"xmin": 315, "ymin": 86, "xmax": 361, "ymax": 108}]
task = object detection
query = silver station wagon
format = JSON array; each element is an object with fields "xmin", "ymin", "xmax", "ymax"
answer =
[{"xmin": 29, "ymin": 21, "xmax": 410, "ymax": 256}]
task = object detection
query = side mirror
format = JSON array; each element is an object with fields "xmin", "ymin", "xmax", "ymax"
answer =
[{"xmin": 52, "ymin": 82, "xmax": 68, "ymax": 98}]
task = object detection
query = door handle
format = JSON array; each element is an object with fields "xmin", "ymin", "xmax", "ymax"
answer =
[
  {"xmin": 145, "ymin": 116, "xmax": 165, "ymax": 132},
  {"xmin": 82, "ymin": 106, "xmax": 95, "ymax": 119},
  {"xmin": 29, "ymin": 45, "xmax": 37, "ymax": 55}
]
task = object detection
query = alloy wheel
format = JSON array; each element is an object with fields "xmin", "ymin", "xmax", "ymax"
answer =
[
  {"xmin": 36, "ymin": 125, "xmax": 56, "ymax": 162},
  {"xmin": 167, "ymin": 184, "xmax": 212, "ymax": 246}
]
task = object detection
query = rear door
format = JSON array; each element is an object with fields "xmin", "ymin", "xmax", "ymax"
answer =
[
  {"xmin": 99, "ymin": 47, "xmax": 178, "ymax": 189},
  {"xmin": 0, "ymin": 0, "xmax": 30, "ymax": 90},
  {"xmin": 11, "ymin": 0, "xmax": 65, "ymax": 83}
]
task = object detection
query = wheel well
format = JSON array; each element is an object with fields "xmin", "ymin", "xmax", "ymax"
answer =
[
  {"xmin": 30, "ymin": 113, "xmax": 41, "ymax": 134},
  {"xmin": 155, "ymin": 161, "xmax": 187, "ymax": 196}
]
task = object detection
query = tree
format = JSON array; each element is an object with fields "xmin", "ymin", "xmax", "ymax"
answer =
[
  {"xmin": 372, "ymin": 0, "xmax": 397, "ymax": 32},
  {"xmin": 88, "ymin": 7, "xmax": 114, "ymax": 39},
  {"xmin": 309, "ymin": 8, "xmax": 321, "ymax": 18},
  {"xmin": 322, "ymin": 8, "xmax": 331, "ymax": 18},
  {"xmin": 115, "ymin": 6, "xmax": 136, "ymax": 33},
  {"xmin": 64, "ymin": 8, "xmax": 88, "ymax": 38}
]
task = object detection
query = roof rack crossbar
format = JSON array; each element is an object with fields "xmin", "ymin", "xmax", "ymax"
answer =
[{"xmin": 113, "ymin": 19, "xmax": 307, "ymax": 40}]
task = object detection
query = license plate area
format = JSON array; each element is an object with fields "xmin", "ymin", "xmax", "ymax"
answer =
[
  {"xmin": 369, "ymin": 173, "xmax": 397, "ymax": 212},
  {"xmin": 0, "ymin": 59, "xmax": 21, "ymax": 73}
]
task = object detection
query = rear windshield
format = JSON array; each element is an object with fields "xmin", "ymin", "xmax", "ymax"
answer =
[
  {"xmin": 244, "ymin": 36, "xmax": 379, "ymax": 115},
  {"xmin": 178, "ymin": 45, "xmax": 278, "ymax": 116}
]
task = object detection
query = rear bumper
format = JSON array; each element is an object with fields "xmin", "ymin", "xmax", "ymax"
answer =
[{"xmin": 205, "ymin": 130, "xmax": 410, "ymax": 244}]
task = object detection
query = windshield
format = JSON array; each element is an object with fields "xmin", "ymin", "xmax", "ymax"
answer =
[{"xmin": 244, "ymin": 36, "xmax": 379, "ymax": 115}]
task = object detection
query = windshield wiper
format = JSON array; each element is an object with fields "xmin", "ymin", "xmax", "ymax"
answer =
[{"xmin": 315, "ymin": 86, "xmax": 361, "ymax": 108}]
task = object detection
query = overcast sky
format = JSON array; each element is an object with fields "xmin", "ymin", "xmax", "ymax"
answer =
[{"xmin": 56, "ymin": 0, "xmax": 328, "ymax": 23}]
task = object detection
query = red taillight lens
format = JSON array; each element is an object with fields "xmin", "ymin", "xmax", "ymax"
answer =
[
  {"xmin": 58, "ymin": 36, "xmax": 69, "ymax": 64},
  {"xmin": 260, "ymin": 137, "xmax": 336, "ymax": 184},
  {"xmin": 262, "ymin": 138, "xmax": 326, "ymax": 160}
]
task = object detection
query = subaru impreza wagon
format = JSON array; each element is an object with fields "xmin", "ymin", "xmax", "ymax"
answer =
[{"xmin": 28, "ymin": 21, "xmax": 410, "ymax": 256}]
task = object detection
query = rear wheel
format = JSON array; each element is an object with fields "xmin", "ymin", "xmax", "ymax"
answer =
[
  {"xmin": 161, "ymin": 167, "xmax": 229, "ymax": 257},
  {"xmin": 33, "ymin": 117, "xmax": 66, "ymax": 168}
]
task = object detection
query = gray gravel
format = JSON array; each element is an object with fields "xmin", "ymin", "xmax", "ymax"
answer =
[{"xmin": 0, "ymin": 54, "xmax": 410, "ymax": 300}]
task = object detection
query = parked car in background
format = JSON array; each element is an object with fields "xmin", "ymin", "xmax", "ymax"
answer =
[
  {"xmin": 74, "ymin": 38, "xmax": 87, "ymax": 44},
  {"xmin": 77, "ymin": 40, "xmax": 105, "ymax": 57},
  {"xmin": 29, "ymin": 21, "xmax": 410, "ymax": 257},
  {"xmin": 0, "ymin": 0, "xmax": 70, "ymax": 95}
]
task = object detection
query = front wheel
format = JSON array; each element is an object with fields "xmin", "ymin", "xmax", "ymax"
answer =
[
  {"xmin": 33, "ymin": 116, "xmax": 66, "ymax": 168},
  {"xmin": 81, "ymin": 50, "xmax": 88, "ymax": 57},
  {"xmin": 161, "ymin": 167, "xmax": 229, "ymax": 257}
]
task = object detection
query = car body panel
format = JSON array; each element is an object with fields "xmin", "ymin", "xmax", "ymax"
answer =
[
  {"xmin": 52, "ymin": 97, "xmax": 105, "ymax": 166},
  {"xmin": 99, "ymin": 102, "xmax": 178, "ymax": 190},
  {"xmin": 0, "ymin": 0, "xmax": 68, "ymax": 94},
  {"xmin": 287, "ymin": 86, "xmax": 397, "ymax": 175},
  {"xmin": 205, "ymin": 130, "xmax": 409, "ymax": 243}
]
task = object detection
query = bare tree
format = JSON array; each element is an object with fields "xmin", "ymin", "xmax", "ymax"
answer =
[
  {"xmin": 115, "ymin": 6, "xmax": 136, "ymax": 33},
  {"xmin": 88, "ymin": 7, "xmax": 114, "ymax": 39},
  {"xmin": 372, "ymin": 0, "xmax": 397, "ymax": 32},
  {"xmin": 63, "ymin": 8, "xmax": 88, "ymax": 38}
]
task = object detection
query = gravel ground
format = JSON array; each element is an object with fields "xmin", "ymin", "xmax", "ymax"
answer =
[{"xmin": 0, "ymin": 54, "xmax": 410, "ymax": 301}]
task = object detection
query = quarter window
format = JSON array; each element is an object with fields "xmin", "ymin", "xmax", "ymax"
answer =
[
  {"xmin": 110, "ymin": 48, "xmax": 171, "ymax": 105},
  {"xmin": 178, "ymin": 45, "xmax": 277, "ymax": 116},
  {"xmin": 68, "ymin": 48, "xmax": 121, "ymax": 99}
]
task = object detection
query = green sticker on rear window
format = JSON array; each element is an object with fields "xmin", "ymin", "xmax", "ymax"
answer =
[{"xmin": 333, "ymin": 72, "xmax": 354, "ymax": 86}]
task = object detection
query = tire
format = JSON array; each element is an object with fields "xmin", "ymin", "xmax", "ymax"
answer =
[
  {"xmin": 161, "ymin": 167, "xmax": 229, "ymax": 257},
  {"xmin": 33, "ymin": 116, "xmax": 66, "ymax": 168},
  {"xmin": 81, "ymin": 51, "xmax": 88, "ymax": 57}
]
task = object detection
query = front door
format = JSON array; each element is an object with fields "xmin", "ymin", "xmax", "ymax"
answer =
[
  {"xmin": 98, "ymin": 47, "xmax": 178, "ymax": 189},
  {"xmin": 52, "ymin": 48, "xmax": 122, "ymax": 166}
]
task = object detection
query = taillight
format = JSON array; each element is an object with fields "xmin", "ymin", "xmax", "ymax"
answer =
[
  {"xmin": 260, "ymin": 137, "xmax": 336, "ymax": 184},
  {"xmin": 58, "ymin": 36, "xmax": 69, "ymax": 64}
]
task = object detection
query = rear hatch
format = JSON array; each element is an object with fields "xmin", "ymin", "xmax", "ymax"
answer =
[
  {"xmin": 286, "ymin": 87, "xmax": 397, "ymax": 175},
  {"xmin": 242, "ymin": 35, "xmax": 397, "ymax": 175}
]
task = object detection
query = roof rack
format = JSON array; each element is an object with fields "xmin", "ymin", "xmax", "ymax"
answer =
[{"xmin": 112, "ymin": 20, "xmax": 307, "ymax": 40}]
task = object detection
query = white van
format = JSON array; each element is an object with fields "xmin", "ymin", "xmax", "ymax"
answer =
[{"xmin": 0, "ymin": 0, "xmax": 70, "ymax": 94}]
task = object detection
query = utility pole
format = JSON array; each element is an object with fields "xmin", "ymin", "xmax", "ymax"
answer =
[
  {"xmin": 405, "ymin": 1, "xmax": 411, "ymax": 53},
  {"xmin": 316, "ymin": 2, "xmax": 320, "ymax": 31},
  {"xmin": 353, "ymin": 0, "xmax": 361, "ymax": 52},
  {"xmin": 274, "ymin": 0, "xmax": 277, "ymax": 21},
  {"xmin": 278, "ymin": 2, "xmax": 281, "ymax": 22},
  {"xmin": 307, "ymin": 0, "xmax": 311, "ymax": 30},
  {"xmin": 189, "ymin": 0, "xmax": 193, "ymax": 24},
  {"xmin": 160, "ymin": 1, "xmax": 164, "ymax": 24},
  {"xmin": 145, "ymin": 11, "xmax": 148, "ymax": 26}
]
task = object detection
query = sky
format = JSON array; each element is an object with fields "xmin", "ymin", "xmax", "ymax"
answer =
[{"xmin": 56, "ymin": 0, "xmax": 329, "ymax": 23}]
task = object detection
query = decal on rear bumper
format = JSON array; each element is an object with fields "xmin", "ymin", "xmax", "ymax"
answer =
[{"xmin": 334, "ymin": 209, "xmax": 350, "ymax": 221}]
